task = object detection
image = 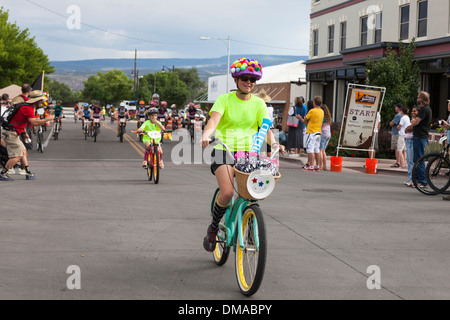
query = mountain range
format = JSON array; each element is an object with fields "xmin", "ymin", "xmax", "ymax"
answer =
[{"xmin": 48, "ymin": 54, "xmax": 308, "ymax": 91}]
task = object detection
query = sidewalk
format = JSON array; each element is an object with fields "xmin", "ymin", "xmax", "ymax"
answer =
[{"xmin": 280, "ymin": 152, "xmax": 408, "ymax": 176}]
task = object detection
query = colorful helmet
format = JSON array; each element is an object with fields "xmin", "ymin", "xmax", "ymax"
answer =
[
  {"xmin": 188, "ymin": 102, "xmax": 195, "ymax": 107},
  {"xmin": 161, "ymin": 101, "xmax": 167, "ymax": 106},
  {"xmin": 230, "ymin": 58, "xmax": 263, "ymax": 80},
  {"xmin": 171, "ymin": 104, "xmax": 177, "ymax": 109},
  {"xmin": 139, "ymin": 100, "xmax": 145, "ymax": 105},
  {"xmin": 149, "ymin": 100, "xmax": 157, "ymax": 107},
  {"xmin": 148, "ymin": 107, "xmax": 158, "ymax": 115}
]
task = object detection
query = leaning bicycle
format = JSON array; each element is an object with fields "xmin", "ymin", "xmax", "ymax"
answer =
[
  {"xmin": 412, "ymin": 135, "xmax": 450, "ymax": 195},
  {"xmin": 208, "ymin": 138, "xmax": 281, "ymax": 296}
]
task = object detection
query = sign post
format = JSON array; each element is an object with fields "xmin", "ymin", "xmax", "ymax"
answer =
[{"xmin": 337, "ymin": 83, "xmax": 386, "ymax": 157}]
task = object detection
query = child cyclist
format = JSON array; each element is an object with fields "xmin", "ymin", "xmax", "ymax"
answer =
[
  {"xmin": 136, "ymin": 107, "xmax": 165, "ymax": 169},
  {"xmin": 200, "ymin": 57, "xmax": 285, "ymax": 252}
]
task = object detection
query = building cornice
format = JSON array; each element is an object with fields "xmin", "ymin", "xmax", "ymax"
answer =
[{"xmin": 311, "ymin": 0, "xmax": 367, "ymax": 19}]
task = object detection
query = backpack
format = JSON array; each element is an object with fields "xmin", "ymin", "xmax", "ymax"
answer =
[{"xmin": 0, "ymin": 103, "xmax": 29, "ymax": 131}]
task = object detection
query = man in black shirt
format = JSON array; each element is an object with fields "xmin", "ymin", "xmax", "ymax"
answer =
[{"xmin": 405, "ymin": 91, "xmax": 432, "ymax": 187}]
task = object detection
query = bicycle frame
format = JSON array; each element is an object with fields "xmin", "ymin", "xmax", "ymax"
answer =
[
  {"xmin": 217, "ymin": 195, "xmax": 257, "ymax": 251},
  {"xmin": 210, "ymin": 138, "xmax": 270, "ymax": 251}
]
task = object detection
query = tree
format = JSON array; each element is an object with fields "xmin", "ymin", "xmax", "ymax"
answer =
[
  {"xmin": 140, "ymin": 71, "xmax": 190, "ymax": 107},
  {"xmin": 365, "ymin": 39, "xmax": 420, "ymax": 127},
  {"xmin": 175, "ymin": 68, "xmax": 207, "ymax": 103},
  {"xmin": 0, "ymin": 7, "xmax": 54, "ymax": 88},
  {"xmin": 44, "ymin": 78, "xmax": 81, "ymax": 103},
  {"xmin": 82, "ymin": 69, "xmax": 133, "ymax": 105}
]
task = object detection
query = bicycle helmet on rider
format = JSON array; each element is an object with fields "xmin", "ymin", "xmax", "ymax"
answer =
[
  {"xmin": 230, "ymin": 58, "xmax": 263, "ymax": 80},
  {"xmin": 148, "ymin": 107, "xmax": 158, "ymax": 115},
  {"xmin": 149, "ymin": 100, "xmax": 157, "ymax": 107},
  {"xmin": 160, "ymin": 101, "xmax": 167, "ymax": 107},
  {"xmin": 139, "ymin": 100, "xmax": 145, "ymax": 105},
  {"xmin": 171, "ymin": 104, "xmax": 177, "ymax": 109}
]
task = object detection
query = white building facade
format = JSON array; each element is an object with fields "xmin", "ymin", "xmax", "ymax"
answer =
[{"xmin": 306, "ymin": 0, "xmax": 450, "ymax": 122}]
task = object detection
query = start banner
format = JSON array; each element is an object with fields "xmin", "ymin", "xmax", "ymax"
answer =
[{"xmin": 340, "ymin": 85, "xmax": 384, "ymax": 150}]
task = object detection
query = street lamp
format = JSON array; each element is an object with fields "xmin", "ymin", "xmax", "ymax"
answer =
[
  {"xmin": 200, "ymin": 36, "xmax": 231, "ymax": 93},
  {"xmin": 162, "ymin": 65, "xmax": 175, "ymax": 73}
]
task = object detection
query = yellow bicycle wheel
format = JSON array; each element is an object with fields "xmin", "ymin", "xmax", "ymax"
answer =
[
  {"xmin": 153, "ymin": 149, "xmax": 159, "ymax": 184},
  {"xmin": 235, "ymin": 205, "xmax": 266, "ymax": 296}
]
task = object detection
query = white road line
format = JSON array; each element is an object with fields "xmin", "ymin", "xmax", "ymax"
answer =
[{"xmin": 43, "ymin": 126, "xmax": 53, "ymax": 148}]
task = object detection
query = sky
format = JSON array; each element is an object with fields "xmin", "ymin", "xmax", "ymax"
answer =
[{"xmin": 2, "ymin": 0, "xmax": 312, "ymax": 62}]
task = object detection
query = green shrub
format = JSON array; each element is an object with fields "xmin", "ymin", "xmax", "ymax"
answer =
[{"xmin": 326, "ymin": 123, "xmax": 395, "ymax": 159}]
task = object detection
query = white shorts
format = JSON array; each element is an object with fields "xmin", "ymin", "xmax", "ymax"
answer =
[{"xmin": 305, "ymin": 132, "xmax": 321, "ymax": 154}]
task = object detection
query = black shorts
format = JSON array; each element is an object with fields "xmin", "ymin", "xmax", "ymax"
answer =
[{"xmin": 210, "ymin": 148, "xmax": 235, "ymax": 175}]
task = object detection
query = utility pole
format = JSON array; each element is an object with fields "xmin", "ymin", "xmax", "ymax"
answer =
[{"xmin": 134, "ymin": 49, "xmax": 137, "ymax": 92}]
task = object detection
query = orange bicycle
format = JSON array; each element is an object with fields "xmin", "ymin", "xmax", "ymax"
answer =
[{"xmin": 133, "ymin": 130, "xmax": 163, "ymax": 184}]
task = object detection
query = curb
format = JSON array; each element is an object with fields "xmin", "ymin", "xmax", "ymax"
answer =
[{"xmin": 279, "ymin": 154, "xmax": 408, "ymax": 176}]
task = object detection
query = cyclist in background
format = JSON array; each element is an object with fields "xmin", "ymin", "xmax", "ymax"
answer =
[
  {"xmin": 115, "ymin": 102, "xmax": 130, "ymax": 137},
  {"xmin": 146, "ymin": 100, "xmax": 157, "ymax": 119},
  {"xmin": 200, "ymin": 57, "xmax": 284, "ymax": 252},
  {"xmin": 90, "ymin": 100, "xmax": 102, "ymax": 134},
  {"xmin": 186, "ymin": 102, "xmax": 200, "ymax": 131},
  {"xmin": 136, "ymin": 100, "xmax": 147, "ymax": 129},
  {"xmin": 170, "ymin": 104, "xmax": 180, "ymax": 130},
  {"xmin": 158, "ymin": 101, "xmax": 168, "ymax": 122},
  {"xmin": 73, "ymin": 103, "xmax": 79, "ymax": 118},
  {"xmin": 51, "ymin": 100, "xmax": 65, "ymax": 130},
  {"xmin": 80, "ymin": 103, "xmax": 91, "ymax": 132},
  {"xmin": 136, "ymin": 107, "xmax": 165, "ymax": 169}
]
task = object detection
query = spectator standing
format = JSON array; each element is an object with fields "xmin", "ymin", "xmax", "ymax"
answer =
[
  {"xmin": 13, "ymin": 84, "xmax": 32, "ymax": 103},
  {"xmin": 319, "ymin": 104, "xmax": 332, "ymax": 171},
  {"xmin": 397, "ymin": 105, "xmax": 410, "ymax": 169},
  {"xmin": 369, "ymin": 112, "xmax": 381, "ymax": 159},
  {"xmin": 287, "ymin": 97, "xmax": 306, "ymax": 157},
  {"xmin": 403, "ymin": 106, "xmax": 417, "ymax": 187},
  {"xmin": 1, "ymin": 93, "xmax": 11, "ymax": 148},
  {"xmin": 405, "ymin": 91, "xmax": 432, "ymax": 188},
  {"xmin": 256, "ymin": 90, "xmax": 274, "ymax": 157},
  {"xmin": 439, "ymin": 100, "xmax": 450, "ymax": 200},
  {"xmin": 390, "ymin": 103, "xmax": 403, "ymax": 168},
  {"xmin": 0, "ymin": 90, "xmax": 54, "ymax": 181},
  {"xmin": 298, "ymin": 96, "xmax": 324, "ymax": 171},
  {"xmin": 1, "ymin": 93, "xmax": 10, "ymax": 116}
]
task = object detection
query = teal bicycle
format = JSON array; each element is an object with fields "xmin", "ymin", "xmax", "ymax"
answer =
[{"xmin": 209, "ymin": 138, "xmax": 281, "ymax": 296}]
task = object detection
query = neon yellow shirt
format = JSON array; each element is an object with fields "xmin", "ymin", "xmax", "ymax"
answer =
[
  {"xmin": 140, "ymin": 121, "xmax": 162, "ymax": 143},
  {"xmin": 210, "ymin": 92, "xmax": 269, "ymax": 152},
  {"xmin": 305, "ymin": 108, "xmax": 324, "ymax": 134}
]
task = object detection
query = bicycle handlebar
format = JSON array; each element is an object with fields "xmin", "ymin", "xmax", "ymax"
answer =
[{"xmin": 209, "ymin": 137, "xmax": 280, "ymax": 160}]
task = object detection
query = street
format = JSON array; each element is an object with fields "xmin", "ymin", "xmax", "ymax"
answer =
[{"xmin": 0, "ymin": 117, "xmax": 449, "ymax": 300}]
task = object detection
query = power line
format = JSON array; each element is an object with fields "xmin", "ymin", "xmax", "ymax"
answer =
[
  {"xmin": 23, "ymin": 0, "xmax": 308, "ymax": 53},
  {"xmin": 24, "ymin": 0, "xmax": 191, "ymax": 46}
]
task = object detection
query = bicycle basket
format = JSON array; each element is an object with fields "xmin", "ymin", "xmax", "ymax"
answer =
[{"xmin": 234, "ymin": 167, "xmax": 281, "ymax": 201}]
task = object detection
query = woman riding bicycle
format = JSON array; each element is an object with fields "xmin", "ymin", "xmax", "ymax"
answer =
[
  {"xmin": 136, "ymin": 107, "xmax": 165, "ymax": 169},
  {"xmin": 200, "ymin": 57, "xmax": 285, "ymax": 252}
]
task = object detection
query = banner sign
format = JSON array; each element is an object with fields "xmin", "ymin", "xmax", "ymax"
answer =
[{"xmin": 341, "ymin": 87, "xmax": 383, "ymax": 149}]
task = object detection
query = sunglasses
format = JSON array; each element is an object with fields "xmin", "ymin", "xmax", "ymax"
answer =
[{"xmin": 239, "ymin": 76, "xmax": 257, "ymax": 83}]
